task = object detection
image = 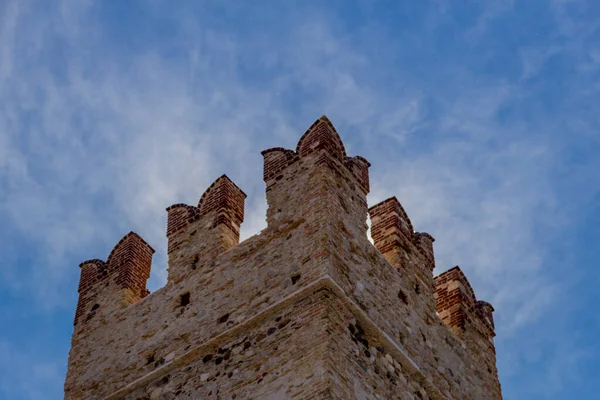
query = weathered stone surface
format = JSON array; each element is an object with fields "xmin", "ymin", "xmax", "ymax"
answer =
[{"xmin": 65, "ymin": 115, "xmax": 502, "ymax": 399}]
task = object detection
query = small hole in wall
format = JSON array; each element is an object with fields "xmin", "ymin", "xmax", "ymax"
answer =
[
  {"xmin": 146, "ymin": 354, "xmax": 155, "ymax": 365},
  {"xmin": 91, "ymin": 303, "xmax": 99, "ymax": 312},
  {"xmin": 398, "ymin": 289, "xmax": 408, "ymax": 305},
  {"xmin": 180, "ymin": 292, "xmax": 190, "ymax": 307},
  {"xmin": 155, "ymin": 375, "xmax": 170, "ymax": 387},
  {"xmin": 414, "ymin": 283, "xmax": 421, "ymax": 294},
  {"xmin": 191, "ymin": 255, "xmax": 199, "ymax": 270},
  {"xmin": 218, "ymin": 313, "xmax": 230, "ymax": 324},
  {"xmin": 291, "ymin": 274, "xmax": 301, "ymax": 285},
  {"xmin": 398, "ymin": 331, "xmax": 407, "ymax": 345}
]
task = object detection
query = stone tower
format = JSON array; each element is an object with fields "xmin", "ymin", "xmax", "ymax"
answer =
[{"xmin": 65, "ymin": 116, "xmax": 502, "ymax": 399}]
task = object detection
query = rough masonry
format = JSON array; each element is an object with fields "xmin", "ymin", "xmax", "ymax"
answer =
[{"xmin": 65, "ymin": 116, "xmax": 503, "ymax": 399}]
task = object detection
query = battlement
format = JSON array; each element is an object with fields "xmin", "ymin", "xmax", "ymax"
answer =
[
  {"xmin": 262, "ymin": 116, "xmax": 371, "ymax": 195},
  {"xmin": 65, "ymin": 115, "xmax": 502, "ymax": 400},
  {"xmin": 74, "ymin": 232, "xmax": 154, "ymax": 327},
  {"xmin": 166, "ymin": 174, "xmax": 246, "ymax": 283},
  {"xmin": 434, "ymin": 266, "xmax": 496, "ymax": 340},
  {"xmin": 368, "ymin": 196, "xmax": 436, "ymax": 285},
  {"xmin": 166, "ymin": 175, "xmax": 246, "ymax": 240}
]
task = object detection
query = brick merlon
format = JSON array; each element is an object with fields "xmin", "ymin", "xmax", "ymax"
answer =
[
  {"xmin": 296, "ymin": 115, "xmax": 347, "ymax": 160},
  {"xmin": 197, "ymin": 175, "xmax": 246, "ymax": 221}
]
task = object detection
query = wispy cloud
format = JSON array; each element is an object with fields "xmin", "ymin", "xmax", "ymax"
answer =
[
  {"xmin": 464, "ymin": 0, "xmax": 516, "ymax": 42},
  {"xmin": 1, "ymin": 1, "xmax": 599, "ymax": 399}
]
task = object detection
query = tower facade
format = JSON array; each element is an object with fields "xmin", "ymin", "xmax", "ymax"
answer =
[{"xmin": 65, "ymin": 116, "xmax": 502, "ymax": 399}]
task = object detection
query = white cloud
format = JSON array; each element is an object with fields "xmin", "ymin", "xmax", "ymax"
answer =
[
  {"xmin": 520, "ymin": 46, "xmax": 563, "ymax": 80},
  {"xmin": 1, "ymin": 1, "xmax": 599, "ymax": 397},
  {"xmin": 464, "ymin": 0, "xmax": 515, "ymax": 42},
  {"xmin": 0, "ymin": 0, "xmax": 566, "ymax": 324}
]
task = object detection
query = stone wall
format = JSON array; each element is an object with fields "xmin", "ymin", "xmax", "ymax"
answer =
[{"xmin": 65, "ymin": 116, "xmax": 502, "ymax": 399}]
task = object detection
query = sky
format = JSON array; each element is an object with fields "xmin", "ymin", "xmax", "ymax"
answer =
[{"xmin": 0, "ymin": 0, "xmax": 599, "ymax": 399}]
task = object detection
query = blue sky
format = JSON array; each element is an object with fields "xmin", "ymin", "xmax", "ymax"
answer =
[{"xmin": 1, "ymin": 0, "xmax": 599, "ymax": 399}]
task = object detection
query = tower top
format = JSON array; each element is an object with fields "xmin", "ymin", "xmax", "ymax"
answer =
[{"xmin": 65, "ymin": 115, "xmax": 501, "ymax": 400}]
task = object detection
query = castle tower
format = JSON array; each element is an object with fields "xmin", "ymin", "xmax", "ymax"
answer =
[{"xmin": 65, "ymin": 116, "xmax": 502, "ymax": 399}]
